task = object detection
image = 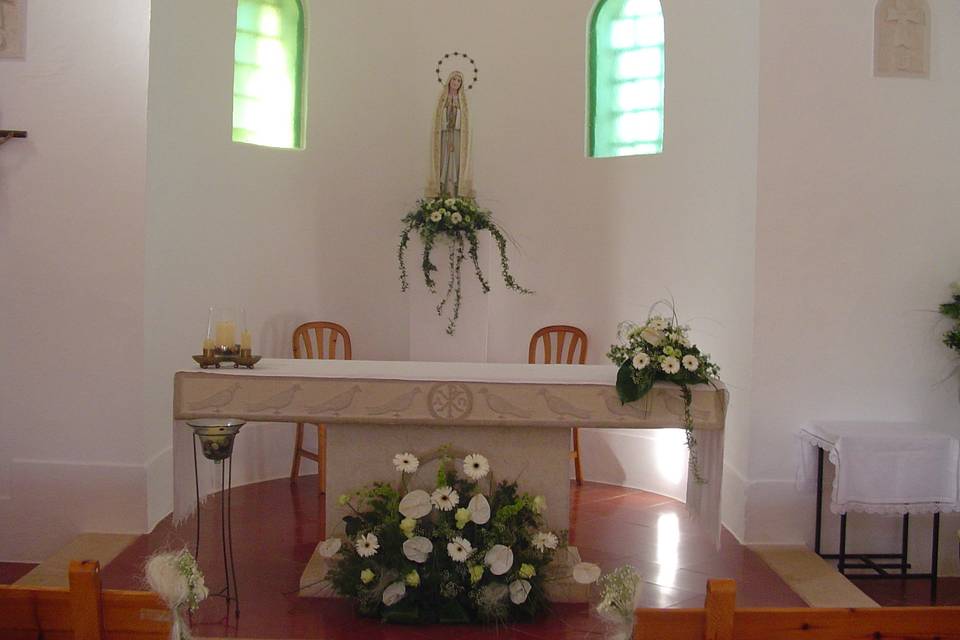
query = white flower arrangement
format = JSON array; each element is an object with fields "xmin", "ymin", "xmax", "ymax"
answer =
[
  {"xmin": 144, "ymin": 549, "xmax": 208, "ymax": 640},
  {"xmin": 324, "ymin": 447, "xmax": 567, "ymax": 624},
  {"xmin": 399, "ymin": 197, "xmax": 532, "ymax": 335},
  {"xmin": 607, "ymin": 303, "xmax": 721, "ymax": 484}
]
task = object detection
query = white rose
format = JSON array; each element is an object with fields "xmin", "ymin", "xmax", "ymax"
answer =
[
  {"xmin": 682, "ymin": 355, "xmax": 699, "ymax": 372},
  {"xmin": 468, "ymin": 494, "xmax": 491, "ymax": 525},
  {"xmin": 382, "ymin": 581, "xmax": 406, "ymax": 606},
  {"xmin": 402, "ymin": 536, "xmax": 433, "ymax": 563},
  {"xmin": 450, "ymin": 211, "xmax": 463, "ymax": 224},
  {"xmin": 661, "ymin": 356, "xmax": 681, "ymax": 375},
  {"xmin": 430, "ymin": 210, "xmax": 443, "ymax": 223},
  {"xmin": 632, "ymin": 352, "xmax": 650, "ymax": 370},
  {"xmin": 317, "ymin": 537, "xmax": 342, "ymax": 558},
  {"xmin": 399, "ymin": 489, "xmax": 432, "ymax": 519}
]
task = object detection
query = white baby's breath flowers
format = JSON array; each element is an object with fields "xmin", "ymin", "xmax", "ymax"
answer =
[
  {"xmin": 393, "ymin": 452, "xmax": 420, "ymax": 474},
  {"xmin": 468, "ymin": 494, "xmax": 491, "ymax": 524},
  {"xmin": 450, "ymin": 211, "xmax": 463, "ymax": 224},
  {"xmin": 463, "ymin": 453, "xmax": 490, "ymax": 481},
  {"xmin": 399, "ymin": 489, "xmax": 432, "ymax": 519},
  {"xmin": 661, "ymin": 356, "xmax": 681, "ymax": 375},
  {"xmin": 447, "ymin": 537, "xmax": 473, "ymax": 562},
  {"xmin": 431, "ymin": 486, "xmax": 459, "ymax": 511},
  {"xmin": 682, "ymin": 355, "xmax": 699, "ymax": 372},
  {"xmin": 632, "ymin": 352, "xmax": 650, "ymax": 370},
  {"xmin": 317, "ymin": 537, "xmax": 342, "ymax": 558},
  {"xmin": 355, "ymin": 533, "xmax": 379, "ymax": 558},
  {"xmin": 531, "ymin": 531, "xmax": 559, "ymax": 552},
  {"xmin": 430, "ymin": 210, "xmax": 443, "ymax": 223}
]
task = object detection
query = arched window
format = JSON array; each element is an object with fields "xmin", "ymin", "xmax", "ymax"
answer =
[
  {"xmin": 232, "ymin": 0, "xmax": 305, "ymax": 149},
  {"xmin": 588, "ymin": 0, "xmax": 664, "ymax": 158}
]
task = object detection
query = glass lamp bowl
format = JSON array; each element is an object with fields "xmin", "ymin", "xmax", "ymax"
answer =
[{"xmin": 187, "ymin": 418, "xmax": 246, "ymax": 462}]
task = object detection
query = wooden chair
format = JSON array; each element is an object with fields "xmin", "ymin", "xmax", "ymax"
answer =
[
  {"xmin": 0, "ymin": 560, "xmax": 170, "ymax": 639},
  {"xmin": 291, "ymin": 321, "xmax": 352, "ymax": 493},
  {"xmin": 633, "ymin": 579, "xmax": 960, "ymax": 639},
  {"xmin": 529, "ymin": 325, "xmax": 588, "ymax": 485}
]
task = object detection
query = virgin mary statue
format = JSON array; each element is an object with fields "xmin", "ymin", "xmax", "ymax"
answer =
[{"xmin": 427, "ymin": 71, "xmax": 474, "ymax": 200}]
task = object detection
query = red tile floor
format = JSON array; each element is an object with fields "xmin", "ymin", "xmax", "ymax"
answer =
[{"xmin": 2, "ymin": 477, "xmax": 955, "ymax": 638}]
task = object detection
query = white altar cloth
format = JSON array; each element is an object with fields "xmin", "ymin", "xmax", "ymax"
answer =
[
  {"xmin": 799, "ymin": 421, "xmax": 960, "ymax": 515},
  {"xmin": 172, "ymin": 359, "xmax": 728, "ymax": 542}
]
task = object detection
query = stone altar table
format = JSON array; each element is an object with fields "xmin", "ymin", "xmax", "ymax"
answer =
[{"xmin": 172, "ymin": 359, "xmax": 728, "ymax": 542}]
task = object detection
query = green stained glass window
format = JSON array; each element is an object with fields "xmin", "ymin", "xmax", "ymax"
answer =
[
  {"xmin": 589, "ymin": 0, "xmax": 664, "ymax": 158},
  {"xmin": 233, "ymin": 0, "xmax": 305, "ymax": 149}
]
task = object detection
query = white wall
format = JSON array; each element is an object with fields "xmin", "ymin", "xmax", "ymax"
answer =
[
  {"xmin": 749, "ymin": 0, "xmax": 960, "ymax": 572},
  {"xmin": 0, "ymin": 0, "xmax": 151, "ymax": 561},
  {"xmin": 143, "ymin": 0, "xmax": 759, "ymax": 538}
]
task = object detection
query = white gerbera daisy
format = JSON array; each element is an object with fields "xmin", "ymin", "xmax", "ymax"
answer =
[
  {"xmin": 447, "ymin": 537, "xmax": 473, "ymax": 562},
  {"xmin": 650, "ymin": 317, "xmax": 669, "ymax": 331},
  {"xmin": 429, "ymin": 210, "xmax": 443, "ymax": 223},
  {"xmin": 463, "ymin": 453, "xmax": 490, "ymax": 481},
  {"xmin": 531, "ymin": 531, "xmax": 559, "ymax": 552},
  {"xmin": 682, "ymin": 355, "xmax": 699, "ymax": 372},
  {"xmin": 392, "ymin": 452, "xmax": 420, "ymax": 474},
  {"xmin": 661, "ymin": 356, "xmax": 681, "ymax": 375},
  {"xmin": 431, "ymin": 486, "xmax": 459, "ymax": 511},
  {"xmin": 355, "ymin": 533, "xmax": 379, "ymax": 558},
  {"xmin": 632, "ymin": 352, "xmax": 650, "ymax": 370}
]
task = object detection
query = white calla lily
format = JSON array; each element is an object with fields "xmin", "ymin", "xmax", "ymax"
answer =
[
  {"xmin": 572, "ymin": 562, "xmax": 602, "ymax": 584},
  {"xmin": 484, "ymin": 544, "xmax": 514, "ymax": 576},
  {"xmin": 382, "ymin": 581, "xmax": 406, "ymax": 606},
  {"xmin": 399, "ymin": 489, "xmax": 432, "ymax": 519},
  {"xmin": 468, "ymin": 494, "xmax": 491, "ymax": 525},
  {"xmin": 402, "ymin": 536, "xmax": 433, "ymax": 563},
  {"xmin": 317, "ymin": 537, "xmax": 342, "ymax": 558},
  {"xmin": 509, "ymin": 579, "xmax": 532, "ymax": 604}
]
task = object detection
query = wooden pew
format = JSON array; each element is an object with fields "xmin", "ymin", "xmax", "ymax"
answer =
[
  {"xmin": 634, "ymin": 579, "xmax": 960, "ymax": 640},
  {"xmin": 0, "ymin": 560, "xmax": 171, "ymax": 640}
]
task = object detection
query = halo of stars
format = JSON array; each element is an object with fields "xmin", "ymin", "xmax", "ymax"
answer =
[{"xmin": 435, "ymin": 52, "xmax": 479, "ymax": 90}]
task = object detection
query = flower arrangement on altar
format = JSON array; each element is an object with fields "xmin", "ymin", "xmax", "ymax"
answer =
[
  {"xmin": 398, "ymin": 197, "xmax": 531, "ymax": 335},
  {"xmin": 316, "ymin": 447, "xmax": 599, "ymax": 625},
  {"xmin": 940, "ymin": 281, "xmax": 960, "ymax": 355},
  {"xmin": 607, "ymin": 305, "xmax": 721, "ymax": 483}
]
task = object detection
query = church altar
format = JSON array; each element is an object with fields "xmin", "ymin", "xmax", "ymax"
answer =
[{"xmin": 172, "ymin": 359, "xmax": 729, "ymax": 543}]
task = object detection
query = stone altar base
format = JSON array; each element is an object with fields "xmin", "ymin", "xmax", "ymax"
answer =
[{"xmin": 324, "ymin": 423, "xmax": 572, "ymax": 536}]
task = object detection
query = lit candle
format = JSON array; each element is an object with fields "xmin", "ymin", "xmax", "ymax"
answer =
[
  {"xmin": 215, "ymin": 321, "xmax": 236, "ymax": 347},
  {"xmin": 240, "ymin": 330, "xmax": 252, "ymax": 350}
]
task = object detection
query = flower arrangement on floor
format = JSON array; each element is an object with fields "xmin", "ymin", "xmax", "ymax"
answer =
[
  {"xmin": 144, "ymin": 549, "xmax": 208, "ymax": 640},
  {"xmin": 317, "ymin": 447, "xmax": 598, "ymax": 624},
  {"xmin": 940, "ymin": 281, "xmax": 960, "ymax": 355},
  {"xmin": 398, "ymin": 197, "xmax": 531, "ymax": 335},
  {"xmin": 595, "ymin": 566, "xmax": 644, "ymax": 640},
  {"xmin": 607, "ymin": 305, "xmax": 721, "ymax": 483}
]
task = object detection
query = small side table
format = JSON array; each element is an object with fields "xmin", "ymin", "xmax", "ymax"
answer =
[
  {"xmin": 801, "ymin": 422, "xmax": 960, "ymax": 601},
  {"xmin": 187, "ymin": 418, "xmax": 245, "ymax": 617}
]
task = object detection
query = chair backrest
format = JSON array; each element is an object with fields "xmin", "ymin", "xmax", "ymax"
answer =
[
  {"xmin": 293, "ymin": 321, "xmax": 352, "ymax": 360},
  {"xmin": 0, "ymin": 560, "xmax": 170, "ymax": 640},
  {"xmin": 633, "ymin": 579, "xmax": 960, "ymax": 640},
  {"xmin": 528, "ymin": 325, "xmax": 588, "ymax": 365}
]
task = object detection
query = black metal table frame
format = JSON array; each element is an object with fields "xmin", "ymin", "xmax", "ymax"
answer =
[
  {"xmin": 193, "ymin": 432, "xmax": 240, "ymax": 618},
  {"xmin": 813, "ymin": 447, "xmax": 940, "ymax": 600}
]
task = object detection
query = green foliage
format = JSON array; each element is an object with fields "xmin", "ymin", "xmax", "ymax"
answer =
[
  {"xmin": 325, "ymin": 455, "xmax": 558, "ymax": 625},
  {"xmin": 399, "ymin": 197, "xmax": 532, "ymax": 335},
  {"xmin": 941, "ymin": 289, "xmax": 960, "ymax": 355},
  {"xmin": 607, "ymin": 304, "xmax": 721, "ymax": 484}
]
